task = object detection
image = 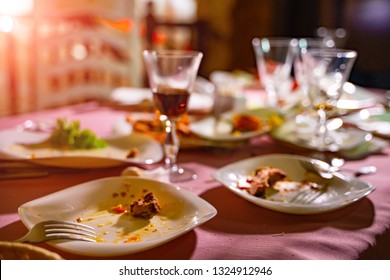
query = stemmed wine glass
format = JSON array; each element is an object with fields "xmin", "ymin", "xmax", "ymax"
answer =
[
  {"xmin": 294, "ymin": 38, "xmax": 331, "ymax": 131},
  {"xmin": 143, "ymin": 50, "xmax": 203, "ymax": 183},
  {"xmin": 252, "ymin": 37, "xmax": 297, "ymax": 107},
  {"xmin": 294, "ymin": 38, "xmax": 330, "ymax": 107},
  {"xmin": 302, "ymin": 48, "xmax": 357, "ymax": 151}
]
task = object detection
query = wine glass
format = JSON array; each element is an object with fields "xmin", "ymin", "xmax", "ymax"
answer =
[
  {"xmin": 143, "ymin": 50, "xmax": 203, "ymax": 183},
  {"xmin": 252, "ymin": 37, "xmax": 298, "ymax": 106},
  {"xmin": 294, "ymin": 38, "xmax": 331, "ymax": 106},
  {"xmin": 302, "ymin": 48, "xmax": 357, "ymax": 151},
  {"xmin": 294, "ymin": 38, "xmax": 331, "ymax": 131}
]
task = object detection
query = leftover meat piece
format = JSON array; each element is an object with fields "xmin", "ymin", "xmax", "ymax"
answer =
[
  {"xmin": 232, "ymin": 114, "xmax": 263, "ymax": 132},
  {"xmin": 126, "ymin": 147, "xmax": 139, "ymax": 159},
  {"xmin": 130, "ymin": 192, "xmax": 160, "ymax": 219},
  {"xmin": 247, "ymin": 167, "xmax": 287, "ymax": 197}
]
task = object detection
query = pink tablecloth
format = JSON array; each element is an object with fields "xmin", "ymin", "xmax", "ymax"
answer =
[{"xmin": 0, "ymin": 102, "xmax": 389, "ymax": 260}]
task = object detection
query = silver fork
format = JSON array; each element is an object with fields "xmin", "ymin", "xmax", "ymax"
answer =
[
  {"xmin": 15, "ymin": 220, "xmax": 96, "ymax": 243},
  {"xmin": 299, "ymin": 160, "xmax": 334, "ymax": 179},
  {"xmin": 289, "ymin": 187, "xmax": 326, "ymax": 204}
]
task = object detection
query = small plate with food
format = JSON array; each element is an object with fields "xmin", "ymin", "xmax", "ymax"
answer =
[
  {"xmin": 342, "ymin": 106, "xmax": 390, "ymax": 138},
  {"xmin": 337, "ymin": 82, "xmax": 379, "ymax": 110},
  {"xmin": 0, "ymin": 119, "xmax": 163, "ymax": 168},
  {"xmin": 18, "ymin": 176, "xmax": 217, "ymax": 256},
  {"xmin": 212, "ymin": 154, "xmax": 375, "ymax": 214},
  {"xmin": 189, "ymin": 108, "xmax": 282, "ymax": 141}
]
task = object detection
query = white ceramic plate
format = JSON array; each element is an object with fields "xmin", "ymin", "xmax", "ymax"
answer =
[
  {"xmin": 271, "ymin": 119, "xmax": 370, "ymax": 152},
  {"xmin": 337, "ymin": 82, "xmax": 379, "ymax": 110},
  {"xmin": 342, "ymin": 107, "xmax": 390, "ymax": 138},
  {"xmin": 110, "ymin": 87, "xmax": 214, "ymax": 113},
  {"xmin": 189, "ymin": 108, "xmax": 276, "ymax": 141},
  {"xmin": 0, "ymin": 129, "xmax": 163, "ymax": 168},
  {"xmin": 18, "ymin": 176, "xmax": 217, "ymax": 257},
  {"xmin": 213, "ymin": 154, "xmax": 375, "ymax": 215}
]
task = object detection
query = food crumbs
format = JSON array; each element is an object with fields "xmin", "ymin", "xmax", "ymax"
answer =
[
  {"xmin": 126, "ymin": 148, "xmax": 139, "ymax": 159},
  {"xmin": 110, "ymin": 204, "xmax": 127, "ymax": 214},
  {"xmin": 97, "ymin": 223, "xmax": 105, "ymax": 227},
  {"xmin": 95, "ymin": 237, "xmax": 105, "ymax": 242},
  {"xmin": 125, "ymin": 235, "xmax": 141, "ymax": 243}
]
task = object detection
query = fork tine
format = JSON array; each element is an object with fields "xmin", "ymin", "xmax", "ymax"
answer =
[
  {"xmin": 44, "ymin": 223, "xmax": 95, "ymax": 235},
  {"xmin": 15, "ymin": 220, "xmax": 97, "ymax": 243},
  {"xmin": 45, "ymin": 234, "xmax": 96, "ymax": 243},
  {"xmin": 43, "ymin": 220, "xmax": 96, "ymax": 240},
  {"xmin": 43, "ymin": 220, "xmax": 94, "ymax": 230},
  {"xmin": 45, "ymin": 228, "xmax": 96, "ymax": 238},
  {"xmin": 289, "ymin": 188, "xmax": 325, "ymax": 204}
]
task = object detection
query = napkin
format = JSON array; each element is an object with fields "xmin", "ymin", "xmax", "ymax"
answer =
[{"xmin": 121, "ymin": 166, "xmax": 170, "ymax": 182}]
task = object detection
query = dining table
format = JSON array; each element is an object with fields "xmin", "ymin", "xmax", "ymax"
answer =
[{"xmin": 0, "ymin": 86, "xmax": 389, "ymax": 260}]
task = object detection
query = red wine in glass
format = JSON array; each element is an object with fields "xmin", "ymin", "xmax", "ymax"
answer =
[{"xmin": 153, "ymin": 88, "xmax": 190, "ymax": 118}]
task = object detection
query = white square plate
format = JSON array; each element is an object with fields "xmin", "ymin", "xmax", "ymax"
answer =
[
  {"xmin": 213, "ymin": 154, "xmax": 375, "ymax": 215},
  {"xmin": 18, "ymin": 176, "xmax": 217, "ymax": 256}
]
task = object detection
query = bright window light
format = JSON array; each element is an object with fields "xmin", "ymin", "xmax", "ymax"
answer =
[
  {"xmin": 0, "ymin": 16, "xmax": 14, "ymax": 32},
  {"xmin": 0, "ymin": 0, "xmax": 34, "ymax": 16}
]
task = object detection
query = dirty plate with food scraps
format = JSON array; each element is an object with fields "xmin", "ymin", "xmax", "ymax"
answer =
[
  {"xmin": 337, "ymin": 82, "xmax": 379, "ymax": 110},
  {"xmin": 18, "ymin": 176, "xmax": 217, "ymax": 257},
  {"xmin": 0, "ymin": 129, "xmax": 163, "ymax": 168},
  {"xmin": 212, "ymin": 154, "xmax": 375, "ymax": 215},
  {"xmin": 342, "ymin": 106, "xmax": 390, "ymax": 138},
  {"xmin": 189, "ymin": 108, "xmax": 281, "ymax": 141}
]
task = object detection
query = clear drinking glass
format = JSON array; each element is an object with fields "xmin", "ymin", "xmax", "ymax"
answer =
[
  {"xmin": 294, "ymin": 38, "xmax": 330, "ymax": 131},
  {"xmin": 143, "ymin": 50, "xmax": 203, "ymax": 183},
  {"xmin": 252, "ymin": 37, "xmax": 298, "ymax": 106},
  {"xmin": 302, "ymin": 48, "xmax": 357, "ymax": 151},
  {"xmin": 294, "ymin": 38, "xmax": 330, "ymax": 106}
]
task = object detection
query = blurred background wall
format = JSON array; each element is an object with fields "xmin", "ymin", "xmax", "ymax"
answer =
[
  {"xmin": 1, "ymin": 0, "xmax": 389, "ymax": 115},
  {"xmin": 197, "ymin": 0, "xmax": 390, "ymax": 89}
]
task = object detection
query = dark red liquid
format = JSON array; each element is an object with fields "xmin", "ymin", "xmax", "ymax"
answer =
[{"xmin": 153, "ymin": 88, "xmax": 189, "ymax": 118}]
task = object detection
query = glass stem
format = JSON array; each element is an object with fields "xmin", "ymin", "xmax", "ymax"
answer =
[
  {"xmin": 316, "ymin": 108, "xmax": 328, "ymax": 147},
  {"xmin": 266, "ymin": 85, "xmax": 277, "ymax": 107},
  {"xmin": 163, "ymin": 119, "xmax": 179, "ymax": 171}
]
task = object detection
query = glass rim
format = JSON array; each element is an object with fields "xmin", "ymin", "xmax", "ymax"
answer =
[
  {"xmin": 143, "ymin": 49, "xmax": 203, "ymax": 58},
  {"xmin": 252, "ymin": 37, "xmax": 297, "ymax": 44},
  {"xmin": 306, "ymin": 48, "xmax": 357, "ymax": 58},
  {"xmin": 252, "ymin": 37, "xmax": 298, "ymax": 49}
]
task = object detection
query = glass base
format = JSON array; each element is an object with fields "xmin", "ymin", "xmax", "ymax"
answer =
[{"xmin": 169, "ymin": 166, "xmax": 197, "ymax": 183}]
